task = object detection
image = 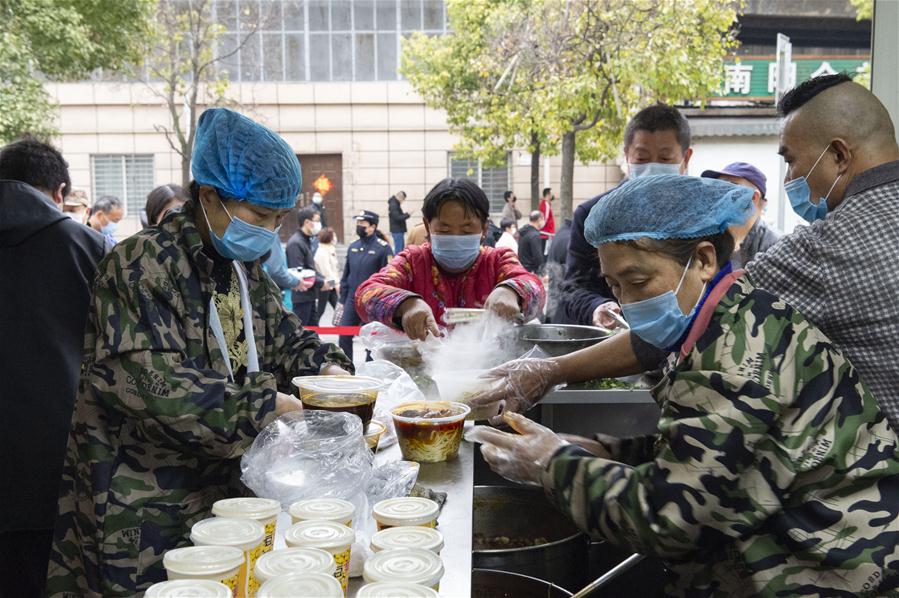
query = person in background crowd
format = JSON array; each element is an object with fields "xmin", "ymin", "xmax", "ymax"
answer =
[
  {"xmin": 471, "ymin": 174, "xmax": 899, "ymax": 597},
  {"xmin": 547, "ymin": 217, "xmax": 572, "ymax": 267},
  {"xmin": 88, "ymin": 194, "xmax": 124, "ymax": 246},
  {"xmin": 406, "ymin": 220, "xmax": 428, "ymax": 247},
  {"xmin": 517, "ymin": 210, "xmax": 546, "ymax": 274},
  {"xmin": 546, "ymin": 217, "xmax": 573, "ymax": 323},
  {"xmin": 339, "ymin": 210, "xmax": 393, "ymax": 361},
  {"xmin": 46, "ymin": 108, "xmax": 351, "ymax": 597},
  {"xmin": 314, "ymin": 226, "xmax": 340, "ymax": 325},
  {"xmin": 559, "ymin": 103, "xmax": 692, "ymax": 329},
  {"xmin": 496, "ymin": 217, "xmax": 518, "ymax": 253},
  {"xmin": 310, "ymin": 191, "xmax": 327, "ymax": 227},
  {"xmin": 485, "ymin": 217, "xmax": 502, "ymax": 247},
  {"xmin": 0, "ymin": 137, "xmax": 106, "ymax": 598},
  {"xmin": 501, "ymin": 190, "xmax": 522, "ymax": 224},
  {"xmin": 356, "ymin": 178, "xmax": 545, "ymax": 340},
  {"xmin": 539, "ymin": 186, "xmax": 555, "ymax": 247},
  {"xmin": 262, "ymin": 234, "xmax": 305, "ymax": 308},
  {"xmin": 62, "ymin": 188, "xmax": 90, "ymax": 225},
  {"xmin": 286, "ymin": 206, "xmax": 325, "ymax": 325},
  {"xmin": 700, "ymin": 162, "xmax": 780, "ymax": 268},
  {"xmin": 388, "ymin": 190, "xmax": 411, "ymax": 253},
  {"xmin": 144, "ymin": 183, "xmax": 189, "ymax": 227}
]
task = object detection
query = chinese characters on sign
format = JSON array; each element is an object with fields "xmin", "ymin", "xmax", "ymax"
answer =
[{"xmin": 718, "ymin": 57, "xmax": 868, "ymax": 99}]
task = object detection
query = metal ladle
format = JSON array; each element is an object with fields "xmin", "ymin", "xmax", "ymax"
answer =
[{"xmin": 570, "ymin": 554, "xmax": 646, "ymax": 598}]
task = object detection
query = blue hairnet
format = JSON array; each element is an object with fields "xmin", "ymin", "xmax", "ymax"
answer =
[
  {"xmin": 584, "ymin": 175, "xmax": 755, "ymax": 247},
  {"xmin": 191, "ymin": 108, "xmax": 301, "ymax": 210}
]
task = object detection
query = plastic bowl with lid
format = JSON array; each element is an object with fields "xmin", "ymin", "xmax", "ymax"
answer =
[
  {"xmin": 254, "ymin": 547, "xmax": 336, "ymax": 585},
  {"xmin": 372, "ymin": 497, "xmax": 439, "ymax": 531},
  {"xmin": 362, "ymin": 548, "xmax": 445, "ymax": 590},
  {"xmin": 391, "ymin": 401, "xmax": 470, "ymax": 462},
  {"xmin": 291, "ymin": 375, "xmax": 383, "ymax": 427},
  {"xmin": 356, "ymin": 581, "xmax": 439, "ymax": 598},
  {"xmin": 371, "ymin": 526, "xmax": 444, "ymax": 554},
  {"xmin": 163, "ymin": 545, "xmax": 244, "ymax": 594},
  {"xmin": 211, "ymin": 497, "xmax": 280, "ymax": 553},
  {"xmin": 288, "ymin": 498, "xmax": 356, "ymax": 527},
  {"xmin": 190, "ymin": 517, "xmax": 266, "ymax": 597},
  {"xmin": 364, "ymin": 419, "xmax": 387, "ymax": 451},
  {"xmin": 284, "ymin": 520, "xmax": 356, "ymax": 593},
  {"xmin": 144, "ymin": 579, "xmax": 232, "ymax": 598},
  {"xmin": 256, "ymin": 572, "xmax": 343, "ymax": 598}
]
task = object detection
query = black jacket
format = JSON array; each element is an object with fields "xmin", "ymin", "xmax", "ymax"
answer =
[
  {"xmin": 517, "ymin": 224, "xmax": 545, "ymax": 274},
  {"xmin": 311, "ymin": 202, "xmax": 327, "ymax": 228},
  {"xmin": 485, "ymin": 219, "xmax": 502, "ymax": 247},
  {"xmin": 286, "ymin": 230, "xmax": 323, "ymax": 304},
  {"xmin": 0, "ymin": 180, "xmax": 106, "ymax": 531},
  {"xmin": 388, "ymin": 196, "xmax": 411, "ymax": 233},
  {"xmin": 547, "ymin": 218, "xmax": 572, "ymax": 266}
]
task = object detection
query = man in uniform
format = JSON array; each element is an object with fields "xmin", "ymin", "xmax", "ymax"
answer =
[
  {"xmin": 46, "ymin": 108, "xmax": 352, "ymax": 597},
  {"xmin": 338, "ymin": 210, "xmax": 393, "ymax": 362}
]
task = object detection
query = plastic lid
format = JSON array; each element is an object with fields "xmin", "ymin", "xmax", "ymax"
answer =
[
  {"xmin": 371, "ymin": 527, "xmax": 444, "ymax": 553},
  {"xmin": 211, "ymin": 497, "xmax": 281, "ymax": 521},
  {"xmin": 254, "ymin": 547, "xmax": 336, "ymax": 582},
  {"xmin": 372, "ymin": 498, "xmax": 439, "ymax": 527},
  {"xmin": 292, "ymin": 375, "xmax": 383, "ymax": 394},
  {"xmin": 391, "ymin": 402, "xmax": 470, "ymax": 425},
  {"xmin": 357, "ymin": 582, "xmax": 440, "ymax": 598},
  {"xmin": 190, "ymin": 517, "xmax": 265, "ymax": 551},
  {"xmin": 256, "ymin": 572, "xmax": 343, "ymax": 598},
  {"xmin": 284, "ymin": 520, "xmax": 355, "ymax": 550},
  {"xmin": 144, "ymin": 580, "xmax": 232, "ymax": 598},
  {"xmin": 289, "ymin": 498, "xmax": 356, "ymax": 523},
  {"xmin": 363, "ymin": 549, "xmax": 444, "ymax": 586},
  {"xmin": 163, "ymin": 546, "xmax": 245, "ymax": 576}
]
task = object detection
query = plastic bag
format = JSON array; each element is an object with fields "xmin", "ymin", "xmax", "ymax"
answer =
[
  {"xmin": 357, "ymin": 360, "xmax": 426, "ymax": 447},
  {"xmin": 240, "ymin": 410, "xmax": 373, "ymax": 508}
]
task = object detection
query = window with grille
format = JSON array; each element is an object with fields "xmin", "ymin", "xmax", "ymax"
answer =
[
  {"xmin": 90, "ymin": 155, "xmax": 155, "ymax": 218},
  {"xmin": 214, "ymin": 0, "xmax": 447, "ymax": 82},
  {"xmin": 449, "ymin": 154, "xmax": 510, "ymax": 214}
]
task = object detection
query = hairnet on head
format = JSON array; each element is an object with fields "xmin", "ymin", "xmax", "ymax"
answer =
[
  {"xmin": 584, "ymin": 175, "xmax": 755, "ymax": 247},
  {"xmin": 191, "ymin": 108, "xmax": 301, "ymax": 210}
]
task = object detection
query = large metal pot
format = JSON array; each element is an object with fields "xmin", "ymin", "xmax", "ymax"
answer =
[
  {"xmin": 473, "ymin": 485, "xmax": 590, "ymax": 590},
  {"xmin": 515, "ymin": 324, "xmax": 610, "ymax": 357},
  {"xmin": 472, "ymin": 568, "xmax": 572, "ymax": 598}
]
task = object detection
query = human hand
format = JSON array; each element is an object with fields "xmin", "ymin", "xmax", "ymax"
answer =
[
  {"xmin": 468, "ymin": 358, "xmax": 561, "ymax": 425},
  {"xmin": 592, "ymin": 302, "xmax": 624, "ymax": 331},
  {"xmin": 465, "ymin": 412, "xmax": 568, "ymax": 485},
  {"xmin": 322, "ymin": 280, "xmax": 334, "ymax": 291},
  {"xmin": 558, "ymin": 433, "xmax": 612, "ymax": 458},
  {"xmin": 397, "ymin": 298, "xmax": 442, "ymax": 341},
  {"xmin": 321, "ymin": 363, "xmax": 351, "ymax": 376},
  {"xmin": 275, "ymin": 391, "xmax": 303, "ymax": 416},
  {"xmin": 483, "ymin": 286, "xmax": 522, "ymax": 321},
  {"xmin": 293, "ymin": 277, "xmax": 314, "ymax": 292}
]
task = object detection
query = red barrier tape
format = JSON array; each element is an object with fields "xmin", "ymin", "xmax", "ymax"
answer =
[{"xmin": 305, "ymin": 326, "xmax": 363, "ymax": 336}]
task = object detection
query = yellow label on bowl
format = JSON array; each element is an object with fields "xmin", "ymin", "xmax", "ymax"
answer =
[
  {"xmin": 262, "ymin": 521, "xmax": 276, "ymax": 552},
  {"xmin": 333, "ymin": 547, "xmax": 351, "ymax": 594}
]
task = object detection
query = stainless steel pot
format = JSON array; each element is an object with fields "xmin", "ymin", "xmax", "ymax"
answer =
[
  {"xmin": 515, "ymin": 324, "xmax": 610, "ymax": 357},
  {"xmin": 472, "ymin": 568, "xmax": 573, "ymax": 598},
  {"xmin": 472, "ymin": 485, "xmax": 590, "ymax": 590}
]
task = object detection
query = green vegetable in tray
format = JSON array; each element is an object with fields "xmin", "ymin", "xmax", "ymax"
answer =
[{"xmin": 566, "ymin": 378, "xmax": 634, "ymax": 391}]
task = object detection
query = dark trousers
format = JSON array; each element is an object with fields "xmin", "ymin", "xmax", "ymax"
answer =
[
  {"xmin": 293, "ymin": 301, "xmax": 317, "ymax": 327},
  {"xmin": 315, "ymin": 288, "xmax": 338, "ymax": 326},
  {"xmin": 339, "ymin": 301, "xmax": 362, "ymax": 362},
  {"xmin": 0, "ymin": 528, "xmax": 53, "ymax": 598}
]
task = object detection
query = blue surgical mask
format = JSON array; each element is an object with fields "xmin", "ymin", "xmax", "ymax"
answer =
[
  {"xmin": 201, "ymin": 199, "xmax": 277, "ymax": 261},
  {"xmin": 620, "ymin": 257, "xmax": 705, "ymax": 349},
  {"xmin": 430, "ymin": 234, "xmax": 482, "ymax": 271},
  {"xmin": 101, "ymin": 220, "xmax": 118, "ymax": 236},
  {"xmin": 784, "ymin": 145, "xmax": 842, "ymax": 223},
  {"xmin": 629, "ymin": 162, "xmax": 682, "ymax": 179}
]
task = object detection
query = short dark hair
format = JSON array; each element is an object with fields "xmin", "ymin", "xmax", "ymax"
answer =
[
  {"xmin": 542, "ymin": 187, "xmax": 552, "ymax": 198},
  {"xmin": 318, "ymin": 226, "xmax": 335, "ymax": 244},
  {"xmin": 297, "ymin": 206, "xmax": 317, "ymax": 226},
  {"xmin": 503, "ymin": 190, "xmax": 514, "ymax": 201},
  {"xmin": 623, "ymin": 104, "xmax": 691, "ymax": 153},
  {"xmin": 777, "ymin": 73, "xmax": 853, "ymax": 117},
  {"xmin": 145, "ymin": 184, "xmax": 188, "ymax": 225},
  {"xmin": 93, "ymin": 195, "xmax": 122, "ymax": 214},
  {"xmin": 500, "ymin": 217, "xmax": 515, "ymax": 231},
  {"xmin": 622, "ymin": 231, "xmax": 735, "ymax": 269},
  {"xmin": 421, "ymin": 178, "xmax": 490, "ymax": 223},
  {"xmin": 0, "ymin": 136, "xmax": 71, "ymax": 197}
]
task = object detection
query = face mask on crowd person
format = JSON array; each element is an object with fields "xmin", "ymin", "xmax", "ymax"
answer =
[
  {"xmin": 311, "ymin": 220, "xmax": 322, "ymax": 235},
  {"xmin": 201, "ymin": 197, "xmax": 278, "ymax": 261},
  {"xmin": 430, "ymin": 233, "xmax": 482, "ymax": 271},
  {"xmin": 356, "ymin": 224, "xmax": 369, "ymax": 239},
  {"xmin": 784, "ymin": 145, "xmax": 842, "ymax": 222},
  {"xmin": 101, "ymin": 218, "xmax": 118, "ymax": 236},
  {"xmin": 628, "ymin": 161, "xmax": 683, "ymax": 179}
]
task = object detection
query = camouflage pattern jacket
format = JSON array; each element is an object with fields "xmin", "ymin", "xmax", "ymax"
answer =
[
  {"xmin": 47, "ymin": 203, "xmax": 352, "ymax": 597},
  {"xmin": 543, "ymin": 272, "xmax": 899, "ymax": 597}
]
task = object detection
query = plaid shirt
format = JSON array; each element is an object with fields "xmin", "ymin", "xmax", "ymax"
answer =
[{"xmin": 747, "ymin": 160, "xmax": 899, "ymax": 428}]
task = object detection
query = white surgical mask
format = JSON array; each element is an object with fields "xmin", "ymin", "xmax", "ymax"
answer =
[
  {"xmin": 629, "ymin": 162, "xmax": 683, "ymax": 179},
  {"xmin": 311, "ymin": 221, "xmax": 322, "ymax": 235}
]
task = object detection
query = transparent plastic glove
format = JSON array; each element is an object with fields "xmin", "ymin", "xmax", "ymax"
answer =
[
  {"xmin": 468, "ymin": 358, "xmax": 561, "ymax": 425},
  {"xmin": 483, "ymin": 286, "xmax": 522, "ymax": 321},
  {"xmin": 592, "ymin": 301, "xmax": 624, "ymax": 331},
  {"xmin": 465, "ymin": 412, "xmax": 567, "ymax": 485}
]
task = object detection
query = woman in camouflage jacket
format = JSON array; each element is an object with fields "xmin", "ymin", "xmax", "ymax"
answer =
[{"xmin": 471, "ymin": 176, "xmax": 899, "ymax": 597}]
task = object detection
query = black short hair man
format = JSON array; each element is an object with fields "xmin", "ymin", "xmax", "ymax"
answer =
[
  {"xmin": 388, "ymin": 190, "xmax": 411, "ymax": 253},
  {"xmin": 558, "ymin": 103, "xmax": 692, "ymax": 327},
  {"xmin": 286, "ymin": 206, "xmax": 325, "ymax": 326},
  {"xmin": 501, "ymin": 190, "xmax": 522, "ymax": 225},
  {"xmin": 517, "ymin": 209, "xmax": 547, "ymax": 274},
  {"xmin": 0, "ymin": 137, "xmax": 106, "ymax": 597}
]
